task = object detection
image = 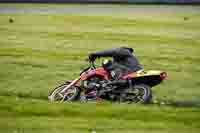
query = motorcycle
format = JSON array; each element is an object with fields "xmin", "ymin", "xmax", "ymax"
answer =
[{"xmin": 48, "ymin": 58, "xmax": 167, "ymax": 104}]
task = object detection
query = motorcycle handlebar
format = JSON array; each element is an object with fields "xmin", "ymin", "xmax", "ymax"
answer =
[
  {"xmin": 89, "ymin": 60, "xmax": 96, "ymax": 69},
  {"xmin": 80, "ymin": 59, "xmax": 96, "ymax": 76},
  {"xmin": 84, "ymin": 57, "xmax": 96, "ymax": 69}
]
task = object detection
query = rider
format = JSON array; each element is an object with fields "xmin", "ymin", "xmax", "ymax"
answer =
[{"xmin": 89, "ymin": 47, "xmax": 143, "ymax": 85}]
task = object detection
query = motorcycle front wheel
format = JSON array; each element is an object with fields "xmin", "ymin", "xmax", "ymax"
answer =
[{"xmin": 48, "ymin": 83, "xmax": 80, "ymax": 102}]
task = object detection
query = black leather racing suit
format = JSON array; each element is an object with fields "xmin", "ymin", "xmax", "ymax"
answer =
[{"xmin": 89, "ymin": 47, "xmax": 143, "ymax": 79}]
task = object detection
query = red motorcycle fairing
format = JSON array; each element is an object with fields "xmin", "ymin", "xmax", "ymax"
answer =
[{"xmin": 80, "ymin": 67, "xmax": 110, "ymax": 80}]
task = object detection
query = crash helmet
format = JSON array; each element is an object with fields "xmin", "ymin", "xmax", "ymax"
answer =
[{"xmin": 102, "ymin": 59, "xmax": 113, "ymax": 71}]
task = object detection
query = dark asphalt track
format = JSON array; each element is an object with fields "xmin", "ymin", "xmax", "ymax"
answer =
[{"xmin": 0, "ymin": 5, "xmax": 200, "ymax": 13}]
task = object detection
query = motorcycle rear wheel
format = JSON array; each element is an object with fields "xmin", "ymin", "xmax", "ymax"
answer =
[
  {"xmin": 48, "ymin": 83, "xmax": 80, "ymax": 102},
  {"xmin": 124, "ymin": 84, "xmax": 152, "ymax": 104}
]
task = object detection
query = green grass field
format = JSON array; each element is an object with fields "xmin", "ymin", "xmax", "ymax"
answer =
[{"xmin": 0, "ymin": 4, "xmax": 200, "ymax": 133}]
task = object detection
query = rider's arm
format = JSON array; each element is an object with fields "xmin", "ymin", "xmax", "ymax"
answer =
[
  {"xmin": 116, "ymin": 48, "xmax": 132, "ymax": 57},
  {"xmin": 89, "ymin": 47, "xmax": 133, "ymax": 61},
  {"xmin": 90, "ymin": 48, "xmax": 118, "ymax": 58}
]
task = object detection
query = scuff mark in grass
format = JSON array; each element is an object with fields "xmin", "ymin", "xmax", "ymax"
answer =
[
  {"xmin": 0, "ymin": 91, "xmax": 47, "ymax": 101},
  {"xmin": 8, "ymin": 61, "xmax": 48, "ymax": 68}
]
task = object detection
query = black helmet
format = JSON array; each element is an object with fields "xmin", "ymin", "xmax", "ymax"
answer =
[{"xmin": 102, "ymin": 59, "xmax": 113, "ymax": 71}]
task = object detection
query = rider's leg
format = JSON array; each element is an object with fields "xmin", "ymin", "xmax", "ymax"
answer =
[{"xmin": 106, "ymin": 69, "xmax": 128, "ymax": 86}]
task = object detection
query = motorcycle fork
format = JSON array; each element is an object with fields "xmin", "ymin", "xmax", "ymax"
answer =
[{"xmin": 61, "ymin": 77, "xmax": 81, "ymax": 93}]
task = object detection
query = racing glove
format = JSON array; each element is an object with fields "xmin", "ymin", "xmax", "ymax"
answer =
[{"xmin": 89, "ymin": 54, "xmax": 97, "ymax": 62}]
